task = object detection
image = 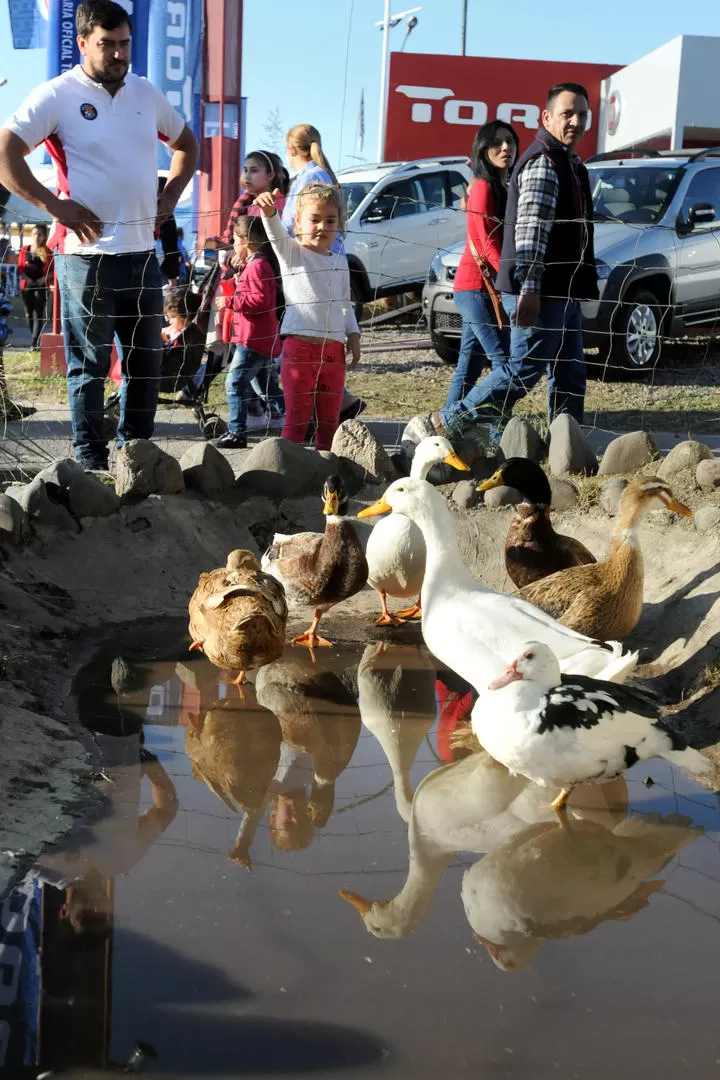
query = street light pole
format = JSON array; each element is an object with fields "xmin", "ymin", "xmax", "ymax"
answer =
[
  {"xmin": 377, "ymin": 0, "xmax": 391, "ymax": 161},
  {"xmin": 460, "ymin": 0, "xmax": 467, "ymax": 55}
]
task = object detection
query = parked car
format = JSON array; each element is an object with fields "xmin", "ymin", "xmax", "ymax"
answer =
[
  {"xmin": 423, "ymin": 147, "xmax": 720, "ymax": 376},
  {"xmin": 338, "ymin": 157, "xmax": 470, "ymax": 310}
]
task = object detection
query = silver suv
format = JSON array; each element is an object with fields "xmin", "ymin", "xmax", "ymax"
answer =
[
  {"xmin": 338, "ymin": 158, "xmax": 470, "ymax": 308},
  {"xmin": 422, "ymin": 148, "xmax": 720, "ymax": 376}
]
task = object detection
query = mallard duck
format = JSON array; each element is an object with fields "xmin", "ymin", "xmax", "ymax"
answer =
[
  {"xmin": 483, "ymin": 640, "xmax": 709, "ymax": 815},
  {"xmin": 188, "ymin": 549, "xmax": 288, "ymax": 684},
  {"xmin": 339, "ymin": 745, "xmax": 629, "ymax": 938},
  {"xmin": 477, "ymin": 457, "xmax": 596, "ymax": 588},
  {"xmin": 358, "ymin": 479, "xmax": 638, "ymax": 699},
  {"xmin": 463, "ymin": 811, "xmax": 701, "ymax": 971},
  {"xmin": 516, "ymin": 477, "xmax": 692, "ymax": 640},
  {"xmin": 366, "ymin": 436, "xmax": 469, "ymax": 624},
  {"xmin": 261, "ymin": 475, "xmax": 368, "ymax": 648}
]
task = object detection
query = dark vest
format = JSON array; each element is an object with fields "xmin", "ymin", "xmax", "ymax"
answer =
[{"xmin": 496, "ymin": 127, "xmax": 598, "ymax": 301}]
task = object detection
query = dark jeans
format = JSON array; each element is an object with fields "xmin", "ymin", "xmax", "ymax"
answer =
[
  {"xmin": 444, "ymin": 288, "xmax": 510, "ymax": 407},
  {"xmin": 226, "ymin": 344, "xmax": 273, "ymax": 435},
  {"xmin": 438, "ymin": 294, "xmax": 586, "ymax": 437},
  {"xmin": 56, "ymin": 252, "xmax": 163, "ymax": 468},
  {"xmin": 21, "ymin": 285, "xmax": 47, "ymax": 349}
]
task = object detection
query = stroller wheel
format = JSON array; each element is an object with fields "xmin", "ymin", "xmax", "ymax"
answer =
[{"xmin": 201, "ymin": 413, "xmax": 227, "ymax": 440}]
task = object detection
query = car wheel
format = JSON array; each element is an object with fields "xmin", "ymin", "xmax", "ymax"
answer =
[
  {"xmin": 430, "ymin": 331, "xmax": 460, "ymax": 365},
  {"xmin": 605, "ymin": 288, "xmax": 663, "ymax": 379}
]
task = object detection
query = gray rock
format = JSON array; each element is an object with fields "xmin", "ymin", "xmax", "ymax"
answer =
[
  {"xmin": 694, "ymin": 506, "xmax": 720, "ymax": 534},
  {"xmin": 37, "ymin": 457, "xmax": 121, "ymax": 518},
  {"xmin": 499, "ymin": 417, "xmax": 547, "ymax": 463},
  {"xmin": 399, "ymin": 414, "xmax": 437, "ymax": 472},
  {"xmin": 180, "ymin": 442, "xmax": 235, "ymax": 497},
  {"xmin": 115, "ymin": 440, "xmax": 185, "ymax": 500},
  {"xmin": 482, "ymin": 484, "xmax": 524, "ymax": 508},
  {"xmin": 278, "ymin": 495, "xmax": 326, "ymax": 535},
  {"xmin": 331, "ymin": 420, "xmax": 397, "ymax": 485},
  {"xmin": 548, "ymin": 477, "xmax": 579, "ymax": 510},
  {"xmin": 695, "ymin": 458, "xmax": 720, "ymax": 488},
  {"xmin": 452, "ymin": 479, "xmax": 479, "ymax": 509},
  {"xmin": 0, "ymin": 493, "xmax": 30, "ymax": 546},
  {"xmin": 469, "ymin": 451, "xmax": 503, "ymax": 483},
  {"xmin": 599, "ymin": 476, "xmax": 628, "ymax": 516},
  {"xmin": 598, "ymin": 431, "xmax": 658, "ymax": 476},
  {"xmin": 390, "ymin": 450, "xmax": 410, "ymax": 478},
  {"xmin": 657, "ymin": 440, "xmax": 713, "ymax": 481},
  {"xmin": 235, "ymin": 437, "xmax": 335, "ymax": 498},
  {"xmin": 547, "ymin": 415, "xmax": 598, "ymax": 476},
  {"xmin": 6, "ymin": 477, "xmax": 79, "ymax": 531}
]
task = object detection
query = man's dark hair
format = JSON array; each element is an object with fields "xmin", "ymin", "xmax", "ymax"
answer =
[
  {"xmin": 546, "ymin": 83, "xmax": 589, "ymax": 109},
  {"xmin": 76, "ymin": 0, "xmax": 133, "ymax": 37}
]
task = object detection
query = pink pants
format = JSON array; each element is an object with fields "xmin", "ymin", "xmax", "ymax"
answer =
[{"xmin": 281, "ymin": 336, "xmax": 346, "ymax": 451}]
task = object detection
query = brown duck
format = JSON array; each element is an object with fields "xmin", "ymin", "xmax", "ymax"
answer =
[
  {"xmin": 478, "ymin": 457, "xmax": 596, "ymax": 588},
  {"xmin": 188, "ymin": 548, "xmax": 288, "ymax": 683},
  {"xmin": 261, "ymin": 475, "xmax": 368, "ymax": 648},
  {"xmin": 516, "ymin": 477, "xmax": 692, "ymax": 640}
]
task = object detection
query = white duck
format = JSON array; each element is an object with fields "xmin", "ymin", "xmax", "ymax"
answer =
[
  {"xmin": 365, "ymin": 436, "xmax": 469, "ymax": 625},
  {"xmin": 357, "ymin": 642, "xmax": 437, "ymax": 822},
  {"xmin": 463, "ymin": 812, "xmax": 702, "ymax": 972},
  {"xmin": 339, "ymin": 749, "xmax": 628, "ymax": 938},
  {"xmin": 358, "ymin": 479, "xmax": 638, "ymax": 694},
  {"xmin": 482, "ymin": 640, "xmax": 710, "ymax": 814}
]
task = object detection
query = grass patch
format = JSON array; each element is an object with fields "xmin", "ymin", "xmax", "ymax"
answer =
[
  {"xmin": 3, "ymin": 349, "xmax": 67, "ymax": 403},
  {"xmin": 703, "ymin": 663, "xmax": 720, "ymax": 689},
  {"xmin": 575, "ymin": 476, "xmax": 605, "ymax": 511}
]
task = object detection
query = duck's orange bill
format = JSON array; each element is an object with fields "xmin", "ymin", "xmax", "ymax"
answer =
[
  {"xmin": 667, "ymin": 498, "xmax": 693, "ymax": 517},
  {"xmin": 339, "ymin": 889, "xmax": 373, "ymax": 915},
  {"xmin": 358, "ymin": 497, "xmax": 392, "ymax": 519},
  {"xmin": 443, "ymin": 450, "xmax": 470, "ymax": 471},
  {"xmin": 189, "ymin": 640, "xmax": 204, "ymax": 652}
]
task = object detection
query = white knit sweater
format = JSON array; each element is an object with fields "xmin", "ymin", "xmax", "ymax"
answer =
[{"xmin": 262, "ymin": 212, "xmax": 360, "ymax": 344}]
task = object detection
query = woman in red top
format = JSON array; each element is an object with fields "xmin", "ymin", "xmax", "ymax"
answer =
[
  {"xmin": 215, "ymin": 216, "xmax": 282, "ymax": 449},
  {"xmin": 445, "ymin": 121, "xmax": 520, "ymax": 407},
  {"xmin": 17, "ymin": 223, "xmax": 52, "ymax": 350}
]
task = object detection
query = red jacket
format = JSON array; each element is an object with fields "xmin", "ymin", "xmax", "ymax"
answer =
[
  {"xmin": 17, "ymin": 245, "xmax": 52, "ymax": 291},
  {"xmin": 453, "ymin": 179, "xmax": 504, "ymax": 293},
  {"xmin": 231, "ymin": 254, "xmax": 281, "ymax": 357}
]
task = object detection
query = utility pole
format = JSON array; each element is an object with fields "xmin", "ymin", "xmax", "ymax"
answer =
[
  {"xmin": 460, "ymin": 0, "xmax": 467, "ymax": 55},
  {"xmin": 377, "ymin": 0, "xmax": 392, "ymax": 161}
]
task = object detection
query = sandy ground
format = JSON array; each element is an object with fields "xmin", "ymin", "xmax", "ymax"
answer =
[{"xmin": 2, "ymin": 463, "xmax": 720, "ymax": 897}]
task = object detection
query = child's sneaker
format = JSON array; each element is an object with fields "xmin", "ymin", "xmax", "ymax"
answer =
[
  {"xmin": 215, "ymin": 432, "xmax": 247, "ymax": 449},
  {"xmin": 246, "ymin": 409, "xmax": 270, "ymax": 431}
]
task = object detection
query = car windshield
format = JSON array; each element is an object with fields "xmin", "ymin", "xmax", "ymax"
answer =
[
  {"xmin": 590, "ymin": 165, "xmax": 681, "ymax": 225},
  {"xmin": 340, "ymin": 181, "xmax": 375, "ymax": 217}
]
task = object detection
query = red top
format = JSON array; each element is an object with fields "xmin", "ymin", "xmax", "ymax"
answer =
[
  {"xmin": 231, "ymin": 253, "xmax": 281, "ymax": 357},
  {"xmin": 17, "ymin": 245, "xmax": 52, "ymax": 291},
  {"xmin": 452, "ymin": 179, "xmax": 504, "ymax": 293}
]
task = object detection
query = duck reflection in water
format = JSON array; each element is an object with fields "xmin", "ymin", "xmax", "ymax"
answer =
[
  {"xmin": 340, "ymin": 746, "xmax": 702, "ymax": 969},
  {"xmin": 357, "ymin": 643, "xmax": 438, "ymax": 822}
]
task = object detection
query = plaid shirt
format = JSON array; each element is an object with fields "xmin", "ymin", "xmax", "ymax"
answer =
[{"xmin": 515, "ymin": 151, "xmax": 586, "ymax": 294}]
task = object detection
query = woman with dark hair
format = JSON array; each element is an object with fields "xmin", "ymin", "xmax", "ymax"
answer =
[
  {"xmin": 444, "ymin": 120, "xmax": 519, "ymax": 407},
  {"xmin": 17, "ymin": 223, "xmax": 51, "ymax": 350}
]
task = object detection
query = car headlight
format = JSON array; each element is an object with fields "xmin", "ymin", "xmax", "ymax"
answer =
[
  {"xmin": 596, "ymin": 260, "xmax": 612, "ymax": 280},
  {"xmin": 428, "ymin": 253, "xmax": 444, "ymax": 285}
]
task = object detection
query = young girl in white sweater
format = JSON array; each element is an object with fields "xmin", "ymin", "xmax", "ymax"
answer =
[{"xmin": 256, "ymin": 183, "xmax": 360, "ymax": 451}]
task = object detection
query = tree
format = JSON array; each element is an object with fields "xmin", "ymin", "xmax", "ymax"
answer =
[{"xmin": 261, "ymin": 108, "xmax": 285, "ymax": 154}]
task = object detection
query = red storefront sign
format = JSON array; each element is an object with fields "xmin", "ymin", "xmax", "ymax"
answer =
[{"xmin": 385, "ymin": 53, "xmax": 620, "ymax": 161}]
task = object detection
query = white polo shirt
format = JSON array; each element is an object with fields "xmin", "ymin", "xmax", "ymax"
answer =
[{"xmin": 3, "ymin": 65, "xmax": 185, "ymax": 256}]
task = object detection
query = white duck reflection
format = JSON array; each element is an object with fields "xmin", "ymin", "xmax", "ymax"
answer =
[
  {"xmin": 341, "ymin": 749, "xmax": 701, "ymax": 959},
  {"xmin": 357, "ymin": 643, "xmax": 437, "ymax": 822},
  {"xmin": 463, "ymin": 812, "xmax": 702, "ymax": 972}
]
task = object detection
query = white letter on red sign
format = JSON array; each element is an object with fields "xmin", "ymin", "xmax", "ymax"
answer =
[
  {"xmin": 395, "ymin": 85, "xmax": 454, "ymax": 123},
  {"xmin": 444, "ymin": 99, "xmax": 488, "ymax": 126},
  {"xmin": 496, "ymin": 103, "xmax": 540, "ymax": 129}
]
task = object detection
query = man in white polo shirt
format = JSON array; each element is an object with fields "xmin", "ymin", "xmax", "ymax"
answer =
[{"xmin": 0, "ymin": 0, "xmax": 199, "ymax": 469}]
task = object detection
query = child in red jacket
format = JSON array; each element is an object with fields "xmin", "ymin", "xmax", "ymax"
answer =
[{"xmin": 215, "ymin": 217, "xmax": 282, "ymax": 449}]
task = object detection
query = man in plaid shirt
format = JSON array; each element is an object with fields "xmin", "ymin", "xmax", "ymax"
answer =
[{"xmin": 427, "ymin": 83, "xmax": 598, "ymax": 440}]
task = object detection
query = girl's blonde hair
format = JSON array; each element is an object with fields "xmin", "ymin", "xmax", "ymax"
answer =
[
  {"xmin": 294, "ymin": 183, "xmax": 345, "ymax": 233},
  {"xmin": 286, "ymin": 123, "xmax": 339, "ymax": 187}
]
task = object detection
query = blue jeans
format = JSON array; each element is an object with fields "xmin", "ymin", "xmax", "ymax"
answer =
[
  {"xmin": 445, "ymin": 289, "xmax": 509, "ymax": 407},
  {"xmin": 57, "ymin": 252, "xmax": 163, "ymax": 468},
  {"xmin": 226, "ymin": 344, "xmax": 272, "ymax": 434},
  {"xmin": 439, "ymin": 294, "xmax": 586, "ymax": 437}
]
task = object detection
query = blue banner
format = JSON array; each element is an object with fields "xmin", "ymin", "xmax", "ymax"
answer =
[
  {"xmin": 147, "ymin": 0, "xmax": 203, "ymax": 158},
  {"xmin": 8, "ymin": 0, "xmax": 48, "ymax": 49},
  {"xmin": 0, "ymin": 877, "xmax": 42, "ymax": 1072},
  {"xmin": 46, "ymin": 0, "xmax": 149, "ymax": 79}
]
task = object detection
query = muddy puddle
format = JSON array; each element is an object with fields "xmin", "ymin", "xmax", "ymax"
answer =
[{"xmin": 2, "ymin": 625, "xmax": 720, "ymax": 1078}]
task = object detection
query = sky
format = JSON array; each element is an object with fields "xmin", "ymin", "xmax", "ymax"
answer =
[{"xmin": 4, "ymin": 0, "xmax": 720, "ymax": 173}]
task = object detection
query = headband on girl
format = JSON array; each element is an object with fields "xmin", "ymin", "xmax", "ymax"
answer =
[{"xmin": 247, "ymin": 150, "xmax": 275, "ymax": 174}]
